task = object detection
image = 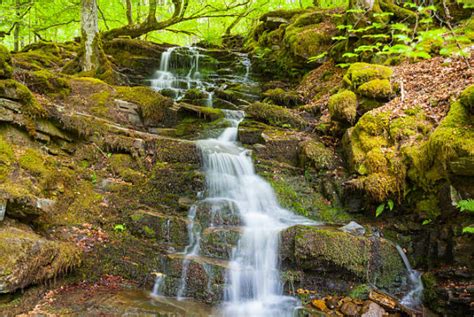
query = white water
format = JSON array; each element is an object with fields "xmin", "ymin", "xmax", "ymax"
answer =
[
  {"xmin": 151, "ymin": 46, "xmax": 212, "ymax": 103},
  {"xmin": 395, "ymin": 245, "xmax": 424, "ymax": 308},
  {"xmin": 195, "ymin": 110, "xmax": 313, "ymax": 317}
]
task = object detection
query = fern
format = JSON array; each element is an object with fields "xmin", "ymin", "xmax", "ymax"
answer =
[{"xmin": 457, "ymin": 199, "xmax": 474, "ymax": 213}]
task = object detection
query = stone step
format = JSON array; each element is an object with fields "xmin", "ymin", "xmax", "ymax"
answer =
[
  {"xmin": 194, "ymin": 198, "xmax": 242, "ymax": 228},
  {"xmin": 157, "ymin": 253, "xmax": 229, "ymax": 304},
  {"xmin": 200, "ymin": 226, "xmax": 241, "ymax": 260}
]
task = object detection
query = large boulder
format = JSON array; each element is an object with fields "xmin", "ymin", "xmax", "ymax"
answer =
[
  {"xmin": 0, "ymin": 220, "xmax": 81, "ymax": 293},
  {"xmin": 281, "ymin": 225, "xmax": 406, "ymax": 294}
]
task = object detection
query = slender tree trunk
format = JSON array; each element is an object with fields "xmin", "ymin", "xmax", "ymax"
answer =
[
  {"xmin": 126, "ymin": 0, "xmax": 133, "ymax": 25},
  {"xmin": 81, "ymin": 0, "xmax": 100, "ymax": 71},
  {"xmin": 14, "ymin": 0, "xmax": 21, "ymax": 51}
]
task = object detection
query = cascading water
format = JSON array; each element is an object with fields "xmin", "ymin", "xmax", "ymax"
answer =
[
  {"xmin": 395, "ymin": 245, "xmax": 424, "ymax": 308},
  {"xmin": 151, "ymin": 46, "xmax": 211, "ymax": 103},
  {"xmin": 196, "ymin": 110, "xmax": 313, "ymax": 316},
  {"xmin": 151, "ymin": 47, "xmax": 313, "ymax": 315}
]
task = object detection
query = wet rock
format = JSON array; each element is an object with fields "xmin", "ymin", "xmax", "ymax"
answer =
[
  {"xmin": 160, "ymin": 253, "xmax": 227, "ymax": 304},
  {"xmin": 0, "ymin": 199, "xmax": 5, "ymax": 221},
  {"xmin": 339, "ymin": 221, "xmax": 366, "ymax": 236},
  {"xmin": 194, "ymin": 199, "xmax": 241, "ymax": 228},
  {"xmin": 361, "ymin": 301, "xmax": 385, "ymax": 317},
  {"xmin": 200, "ymin": 226, "xmax": 240, "ymax": 259},
  {"xmin": 128, "ymin": 209, "xmax": 188, "ymax": 247},
  {"xmin": 299, "ymin": 139, "xmax": 336, "ymax": 171},
  {"xmin": 178, "ymin": 196, "xmax": 195, "ymax": 211},
  {"xmin": 340, "ymin": 301, "xmax": 360, "ymax": 316},
  {"xmin": 262, "ymin": 88, "xmax": 303, "ymax": 108},
  {"xmin": 0, "ymin": 219, "xmax": 81, "ymax": 293},
  {"xmin": 281, "ymin": 225, "xmax": 406, "ymax": 294}
]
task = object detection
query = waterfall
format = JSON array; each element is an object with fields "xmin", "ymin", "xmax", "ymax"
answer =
[
  {"xmin": 151, "ymin": 47, "xmax": 312, "ymax": 315},
  {"xmin": 151, "ymin": 46, "xmax": 208, "ymax": 101},
  {"xmin": 197, "ymin": 110, "xmax": 313, "ymax": 316},
  {"xmin": 395, "ymin": 245, "xmax": 424, "ymax": 308}
]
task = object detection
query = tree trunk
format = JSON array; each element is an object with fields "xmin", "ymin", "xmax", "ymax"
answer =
[
  {"xmin": 14, "ymin": 0, "xmax": 21, "ymax": 51},
  {"xmin": 81, "ymin": 0, "xmax": 100, "ymax": 71},
  {"xmin": 125, "ymin": 0, "xmax": 133, "ymax": 25}
]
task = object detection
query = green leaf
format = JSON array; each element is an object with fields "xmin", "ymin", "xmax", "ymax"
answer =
[
  {"xmin": 376, "ymin": 203, "xmax": 385, "ymax": 217},
  {"xmin": 114, "ymin": 224, "xmax": 126, "ymax": 232},
  {"xmin": 347, "ymin": 8, "xmax": 365, "ymax": 13},
  {"xmin": 390, "ymin": 23, "xmax": 410, "ymax": 33},
  {"xmin": 373, "ymin": 12, "xmax": 394, "ymax": 18},
  {"xmin": 457, "ymin": 199, "xmax": 474, "ymax": 212},
  {"xmin": 342, "ymin": 52, "xmax": 359, "ymax": 58},
  {"xmin": 362, "ymin": 34, "xmax": 390, "ymax": 39},
  {"xmin": 387, "ymin": 199, "xmax": 394, "ymax": 211},
  {"xmin": 332, "ymin": 36, "xmax": 348, "ymax": 41},
  {"xmin": 422, "ymin": 219, "xmax": 432, "ymax": 225},
  {"xmin": 307, "ymin": 51, "xmax": 328, "ymax": 62},
  {"xmin": 462, "ymin": 226, "xmax": 474, "ymax": 234},
  {"xmin": 336, "ymin": 63, "xmax": 351, "ymax": 68}
]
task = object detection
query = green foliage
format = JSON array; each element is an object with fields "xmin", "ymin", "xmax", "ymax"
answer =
[
  {"xmin": 113, "ymin": 224, "xmax": 126, "ymax": 233},
  {"xmin": 457, "ymin": 199, "xmax": 474, "ymax": 213},
  {"xmin": 375, "ymin": 199, "xmax": 394, "ymax": 217}
]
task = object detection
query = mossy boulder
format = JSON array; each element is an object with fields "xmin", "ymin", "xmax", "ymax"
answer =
[
  {"xmin": 246, "ymin": 102, "xmax": 306, "ymax": 129},
  {"xmin": 328, "ymin": 90, "xmax": 358, "ymax": 125},
  {"xmin": 357, "ymin": 79, "xmax": 393, "ymax": 100},
  {"xmin": 0, "ymin": 220, "xmax": 81, "ymax": 293},
  {"xmin": 408, "ymin": 100, "xmax": 474, "ymax": 196},
  {"xmin": 0, "ymin": 79, "xmax": 44, "ymax": 117},
  {"xmin": 343, "ymin": 107, "xmax": 433, "ymax": 202},
  {"xmin": 262, "ymin": 88, "xmax": 303, "ymax": 107},
  {"xmin": 116, "ymin": 86, "xmax": 174, "ymax": 127},
  {"xmin": 21, "ymin": 69, "xmax": 71, "ymax": 97},
  {"xmin": 460, "ymin": 84, "xmax": 474, "ymax": 115},
  {"xmin": 281, "ymin": 225, "xmax": 406, "ymax": 293},
  {"xmin": 299, "ymin": 139, "xmax": 336, "ymax": 171},
  {"xmin": 343, "ymin": 63, "xmax": 393, "ymax": 89},
  {"xmin": 0, "ymin": 45, "xmax": 13, "ymax": 79}
]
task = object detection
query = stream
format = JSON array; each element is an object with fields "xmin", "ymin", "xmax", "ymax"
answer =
[{"xmin": 147, "ymin": 46, "xmax": 423, "ymax": 316}]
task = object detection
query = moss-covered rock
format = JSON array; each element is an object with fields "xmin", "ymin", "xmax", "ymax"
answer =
[
  {"xmin": 246, "ymin": 102, "xmax": 306, "ymax": 129},
  {"xmin": 357, "ymin": 79, "xmax": 393, "ymax": 100},
  {"xmin": 343, "ymin": 63, "xmax": 393, "ymax": 89},
  {"xmin": 460, "ymin": 84, "xmax": 474, "ymax": 115},
  {"xmin": 0, "ymin": 79, "xmax": 44, "ymax": 117},
  {"xmin": 281, "ymin": 225, "xmax": 406, "ymax": 294},
  {"xmin": 328, "ymin": 90, "xmax": 358, "ymax": 125},
  {"xmin": 116, "ymin": 86, "xmax": 174, "ymax": 127},
  {"xmin": 299, "ymin": 139, "xmax": 336, "ymax": 171},
  {"xmin": 262, "ymin": 88, "xmax": 303, "ymax": 107},
  {"xmin": 408, "ymin": 100, "xmax": 474, "ymax": 196},
  {"xmin": 0, "ymin": 219, "xmax": 81, "ymax": 293},
  {"xmin": 0, "ymin": 45, "xmax": 13, "ymax": 79},
  {"xmin": 343, "ymin": 107, "xmax": 434, "ymax": 203},
  {"xmin": 21, "ymin": 69, "xmax": 71, "ymax": 97}
]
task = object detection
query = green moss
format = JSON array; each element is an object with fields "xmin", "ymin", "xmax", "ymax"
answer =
[
  {"xmin": 408, "ymin": 101, "xmax": 474, "ymax": 190},
  {"xmin": 0, "ymin": 79, "xmax": 44, "ymax": 117},
  {"xmin": 0, "ymin": 45, "xmax": 12, "ymax": 79},
  {"xmin": 0, "ymin": 136, "xmax": 14, "ymax": 180},
  {"xmin": 285, "ymin": 23, "xmax": 333, "ymax": 59},
  {"xmin": 25, "ymin": 69, "xmax": 71, "ymax": 97},
  {"xmin": 142, "ymin": 225, "xmax": 156, "ymax": 238},
  {"xmin": 299, "ymin": 139, "xmax": 335, "ymax": 171},
  {"xmin": 349, "ymin": 284, "xmax": 371, "ymax": 299},
  {"xmin": 116, "ymin": 86, "xmax": 173, "ymax": 125},
  {"xmin": 357, "ymin": 79, "xmax": 393, "ymax": 100},
  {"xmin": 18, "ymin": 148, "xmax": 48, "ymax": 176},
  {"xmin": 13, "ymin": 50, "xmax": 61, "ymax": 70},
  {"xmin": 262, "ymin": 88, "xmax": 302, "ymax": 108},
  {"xmin": 108, "ymin": 153, "xmax": 143, "ymax": 183},
  {"xmin": 344, "ymin": 63, "xmax": 393, "ymax": 89},
  {"xmin": 328, "ymin": 90, "xmax": 357, "ymax": 124},
  {"xmin": 460, "ymin": 84, "xmax": 474, "ymax": 114},
  {"xmin": 90, "ymin": 91, "xmax": 111, "ymax": 117},
  {"xmin": 415, "ymin": 195, "xmax": 440, "ymax": 220},
  {"xmin": 246, "ymin": 102, "xmax": 306, "ymax": 129}
]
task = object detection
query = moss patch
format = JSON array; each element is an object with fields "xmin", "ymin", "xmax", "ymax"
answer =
[
  {"xmin": 328, "ymin": 90, "xmax": 357, "ymax": 125},
  {"xmin": 343, "ymin": 63, "xmax": 393, "ymax": 89},
  {"xmin": 246, "ymin": 102, "xmax": 306, "ymax": 129},
  {"xmin": 0, "ymin": 45, "xmax": 13, "ymax": 79},
  {"xmin": 357, "ymin": 79, "xmax": 393, "ymax": 100}
]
